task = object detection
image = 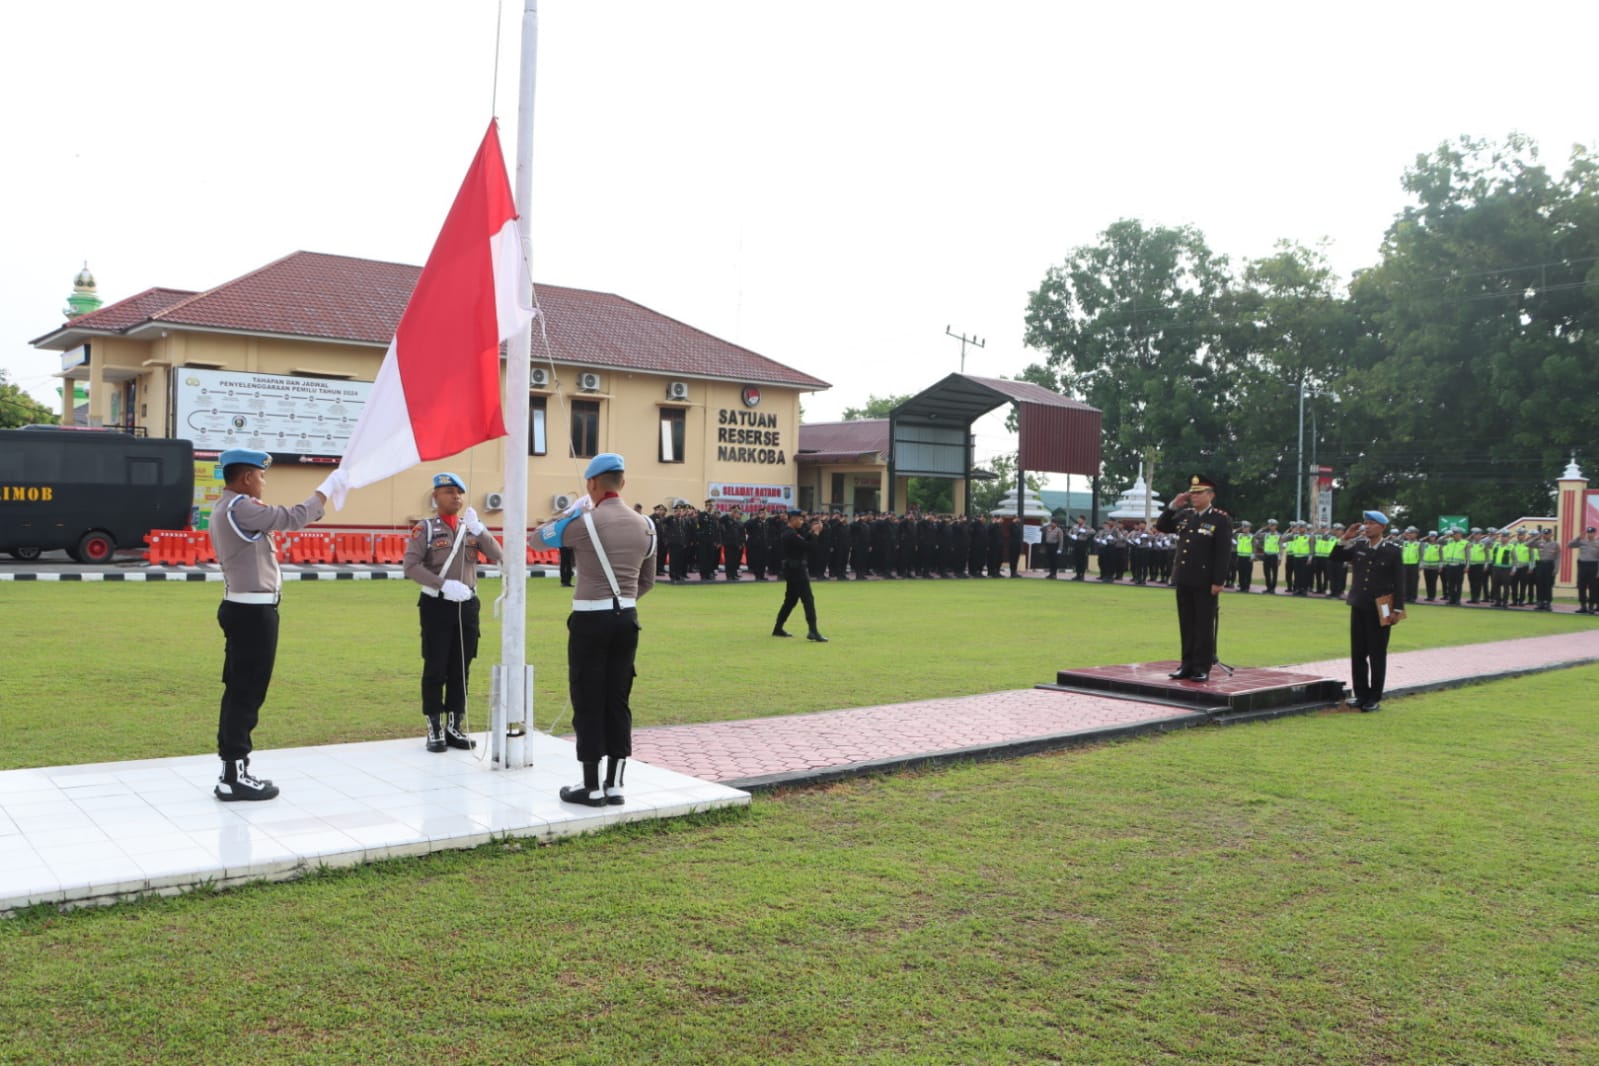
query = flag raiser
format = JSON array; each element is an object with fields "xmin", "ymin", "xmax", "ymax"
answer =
[{"xmin": 330, "ymin": 121, "xmax": 534, "ymax": 508}]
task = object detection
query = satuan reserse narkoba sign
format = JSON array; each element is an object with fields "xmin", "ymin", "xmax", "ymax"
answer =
[{"xmin": 174, "ymin": 368, "xmax": 371, "ymax": 463}]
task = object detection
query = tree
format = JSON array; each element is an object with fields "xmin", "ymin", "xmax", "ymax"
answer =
[
  {"xmin": 0, "ymin": 370, "xmax": 55, "ymax": 429},
  {"xmin": 841, "ymin": 393, "xmax": 912, "ymax": 421},
  {"xmin": 1217, "ymin": 241, "xmax": 1357, "ymax": 523},
  {"xmin": 1339, "ymin": 135, "xmax": 1599, "ymax": 522},
  {"xmin": 1022, "ymin": 219, "xmax": 1234, "ymax": 495}
]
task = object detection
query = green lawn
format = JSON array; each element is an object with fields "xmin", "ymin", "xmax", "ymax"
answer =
[
  {"xmin": 0, "ymin": 577, "xmax": 1590, "ymax": 770},
  {"xmin": 1, "ymin": 579, "xmax": 1596, "ymax": 1063}
]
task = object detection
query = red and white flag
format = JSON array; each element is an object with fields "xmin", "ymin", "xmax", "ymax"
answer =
[{"xmin": 332, "ymin": 121, "xmax": 533, "ymax": 508}]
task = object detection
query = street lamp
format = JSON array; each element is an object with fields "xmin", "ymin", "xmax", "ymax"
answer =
[{"xmin": 1295, "ymin": 377, "xmax": 1320, "ymax": 523}]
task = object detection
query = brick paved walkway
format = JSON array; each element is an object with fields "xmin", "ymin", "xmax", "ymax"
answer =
[{"xmin": 633, "ymin": 630, "xmax": 1599, "ymax": 789}]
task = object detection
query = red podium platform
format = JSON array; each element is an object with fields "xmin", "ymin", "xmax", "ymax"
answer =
[{"xmin": 1040, "ymin": 661, "xmax": 1346, "ymax": 722}]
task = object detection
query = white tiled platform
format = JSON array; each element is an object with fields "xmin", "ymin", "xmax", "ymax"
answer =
[{"xmin": 0, "ymin": 733, "xmax": 747, "ymax": 914}]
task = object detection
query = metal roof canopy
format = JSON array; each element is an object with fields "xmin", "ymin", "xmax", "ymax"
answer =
[{"xmin": 887, "ymin": 373, "xmax": 1102, "ymax": 513}]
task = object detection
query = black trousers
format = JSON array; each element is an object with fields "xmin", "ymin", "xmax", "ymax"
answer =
[
  {"xmin": 1173, "ymin": 584, "xmax": 1218, "ymax": 674},
  {"xmin": 1045, "ymin": 543, "xmax": 1059, "ymax": 577},
  {"xmin": 1073, "ymin": 543, "xmax": 1089, "ymax": 579},
  {"xmin": 1422, "ymin": 568, "xmax": 1439, "ymax": 599},
  {"xmin": 1442, "ymin": 564, "xmax": 1465, "ymax": 604},
  {"xmin": 1349, "ymin": 604, "xmax": 1392, "ymax": 704},
  {"xmin": 420, "ymin": 594, "xmax": 480, "ymax": 719},
  {"xmin": 1467, "ymin": 563, "xmax": 1487, "ymax": 602},
  {"xmin": 1311, "ymin": 556, "xmax": 1327, "ymax": 593},
  {"xmin": 559, "ymin": 546, "xmax": 575, "ymax": 586},
  {"xmin": 724, "ymin": 544, "xmax": 742, "ymax": 582},
  {"xmin": 775, "ymin": 566, "xmax": 818, "ymax": 632},
  {"xmin": 567, "ymin": 608, "xmax": 640, "ymax": 763},
  {"xmin": 1328, "ymin": 561, "xmax": 1348, "ymax": 598},
  {"xmin": 1577, "ymin": 561, "xmax": 1598, "ymax": 610},
  {"xmin": 1534, "ymin": 560, "xmax": 1555, "ymax": 606},
  {"xmin": 1234, "ymin": 557, "xmax": 1253, "ymax": 592},
  {"xmin": 1261, "ymin": 557, "xmax": 1279, "ymax": 592},
  {"xmin": 216, "ymin": 600, "xmax": 279, "ymax": 762},
  {"xmin": 1403, "ymin": 564, "xmax": 1420, "ymax": 603}
]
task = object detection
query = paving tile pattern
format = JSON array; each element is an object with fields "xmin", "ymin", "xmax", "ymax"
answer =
[{"xmin": 634, "ymin": 631, "xmax": 1599, "ymax": 786}]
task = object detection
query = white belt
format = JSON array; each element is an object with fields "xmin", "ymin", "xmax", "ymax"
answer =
[
  {"xmin": 224, "ymin": 592, "xmax": 278, "ymax": 605},
  {"xmin": 420, "ymin": 586, "xmax": 475, "ymax": 599},
  {"xmin": 572, "ymin": 597, "xmax": 636, "ymax": 611}
]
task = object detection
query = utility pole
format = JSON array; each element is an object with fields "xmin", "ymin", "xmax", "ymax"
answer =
[{"xmin": 945, "ymin": 325, "xmax": 985, "ymax": 373}]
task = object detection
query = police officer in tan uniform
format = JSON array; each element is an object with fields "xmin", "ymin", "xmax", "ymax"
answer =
[
  {"xmin": 403, "ymin": 472, "xmax": 503, "ymax": 753},
  {"xmin": 210, "ymin": 448, "xmax": 346, "ymax": 801},
  {"xmin": 536, "ymin": 453, "xmax": 657, "ymax": 808}
]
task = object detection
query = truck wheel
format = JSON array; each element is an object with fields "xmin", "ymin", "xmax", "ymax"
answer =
[
  {"xmin": 76, "ymin": 531, "xmax": 116, "ymax": 564},
  {"xmin": 10, "ymin": 547, "xmax": 42, "ymax": 561}
]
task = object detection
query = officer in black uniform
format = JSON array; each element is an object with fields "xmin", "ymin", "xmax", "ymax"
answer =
[
  {"xmin": 743, "ymin": 509, "xmax": 768, "ymax": 580},
  {"xmin": 773, "ymin": 509, "xmax": 827, "ymax": 642},
  {"xmin": 1341, "ymin": 510, "xmax": 1405, "ymax": 711},
  {"xmin": 721, "ymin": 507, "xmax": 746, "ymax": 581},
  {"xmin": 1153, "ymin": 474, "xmax": 1234, "ymax": 682}
]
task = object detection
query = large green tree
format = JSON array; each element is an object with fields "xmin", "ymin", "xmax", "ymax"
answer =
[
  {"xmin": 1021, "ymin": 219, "xmax": 1234, "ymax": 497},
  {"xmin": 1216, "ymin": 241, "xmax": 1356, "ymax": 523},
  {"xmin": 0, "ymin": 371, "xmax": 55, "ymax": 429},
  {"xmin": 1340, "ymin": 135, "xmax": 1599, "ymax": 523}
]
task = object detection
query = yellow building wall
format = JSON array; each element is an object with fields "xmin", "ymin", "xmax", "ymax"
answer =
[{"xmin": 76, "ymin": 333, "xmax": 810, "ymax": 532}]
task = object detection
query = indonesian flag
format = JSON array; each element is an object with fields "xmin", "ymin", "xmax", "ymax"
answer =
[{"xmin": 331, "ymin": 120, "xmax": 533, "ymax": 508}]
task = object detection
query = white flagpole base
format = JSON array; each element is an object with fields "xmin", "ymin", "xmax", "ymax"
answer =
[{"xmin": 490, "ymin": 664, "xmax": 536, "ymax": 769}]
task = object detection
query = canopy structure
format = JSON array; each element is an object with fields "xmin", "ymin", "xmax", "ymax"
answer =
[{"xmin": 887, "ymin": 374, "xmax": 1101, "ymax": 513}]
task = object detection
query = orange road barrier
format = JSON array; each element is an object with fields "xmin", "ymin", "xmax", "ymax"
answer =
[
  {"xmin": 332, "ymin": 532, "xmax": 376, "ymax": 564},
  {"xmin": 373, "ymin": 534, "xmax": 408, "ymax": 565},
  {"xmin": 144, "ymin": 529, "xmax": 191, "ymax": 565},
  {"xmin": 191, "ymin": 530, "xmax": 217, "ymax": 565}
]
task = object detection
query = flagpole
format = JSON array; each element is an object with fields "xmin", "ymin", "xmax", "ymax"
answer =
[{"xmin": 494, "ymin": 0, "xmax": 539, "ymax": 769}]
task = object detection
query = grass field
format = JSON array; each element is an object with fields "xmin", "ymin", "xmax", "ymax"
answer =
[
  {"xmin": 0, "ymin": 576, "xmax": 1591, "ymax": 770},
  {"xmin": 1, "ymin": 579, "xmax": 1596, "ymax": 1063}
]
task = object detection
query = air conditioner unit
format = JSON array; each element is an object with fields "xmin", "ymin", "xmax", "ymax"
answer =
[
  {"xmin": 577, "ymin": 372, "xmax": 602, "ymax": 392},
  {"xmin": 552, "ymin": 493, "xmax": 577, "ymax": 511},
  {"xmin": 484, "ymin": 491, "xmax": 505, "ymax": 512},
  {"xmin": 666, "ymin": 381, "xmax": 689, "ymax": 401},
  {"xmin": 530, "ymin": 367, "xmax": 550, "ymax": 388}
]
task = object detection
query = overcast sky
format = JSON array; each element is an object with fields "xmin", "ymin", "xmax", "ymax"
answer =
[{"xmin": 3, "ymin": 0, "xmax": 1595, "ymax": 472}]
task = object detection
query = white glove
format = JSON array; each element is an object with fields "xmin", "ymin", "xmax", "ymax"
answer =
[
  {"xmin": 441, "ymin": 579, "xmax": 473, "ymax": 602},
  {"xmin": 560, "ymin": 494, "xmax": 594, "ymax": 518},
  {"xmin": 317, "ymin": 468, "xmax": 351, "ymax": 511},
  {"xmin": 462, "ymin": 507, "xmax": 487, "ymax": 536}
]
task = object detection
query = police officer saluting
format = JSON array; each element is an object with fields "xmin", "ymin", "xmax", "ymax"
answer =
[
  {"xmin": 210, "ymin": 449, "xmax": 346, "ymax": 801},
  {"xmin": 1154, "ymin": 474, "xmax": 1233, "ymax": 682},
  {"xmin": 403, "ymin": 472, "xmax": 502, "ymax": 753}
]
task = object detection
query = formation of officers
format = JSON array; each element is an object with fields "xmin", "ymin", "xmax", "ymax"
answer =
[
  {"xmin": 1220, "ymin": 520, "xmax": 1590, "ymax": 613},
  {"xmin": 647, "ymin": 502, "xmax": 1034, "ymax": 582},
  {"xmin": 637, "ymin": 500, "xmax": 1599, "ymax": 615}
]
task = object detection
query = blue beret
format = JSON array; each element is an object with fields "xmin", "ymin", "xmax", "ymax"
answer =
[
  {"xmin": 432, "ymin": 472, "xmax": 466, "ymax": 491},
  {"xmin": 220, "ymin": 448, "xmax": 271, "ymax": 470},
  {"xmin": 584, "ymin": 452, "xmax": 625, "ymax": 479},
  {"xmin": 1363, "ymin": 510, "xmax": 1389, "ymax": 526}
]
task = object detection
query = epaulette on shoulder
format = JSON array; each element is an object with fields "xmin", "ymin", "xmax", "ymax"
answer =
[{"xmin": 411, "ymin": 522, "xmax": 426, "ymax": 536}]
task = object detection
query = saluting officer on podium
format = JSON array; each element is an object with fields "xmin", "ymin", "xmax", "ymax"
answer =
[{"xmin": 1153, "ymin": 474, "xmax": 1234, "ymax": 682}]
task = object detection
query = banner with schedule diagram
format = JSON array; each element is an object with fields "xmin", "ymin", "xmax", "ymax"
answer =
[{"xmin": 174, "ymin": 368, "xmax": 371, "ymax": 463}]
